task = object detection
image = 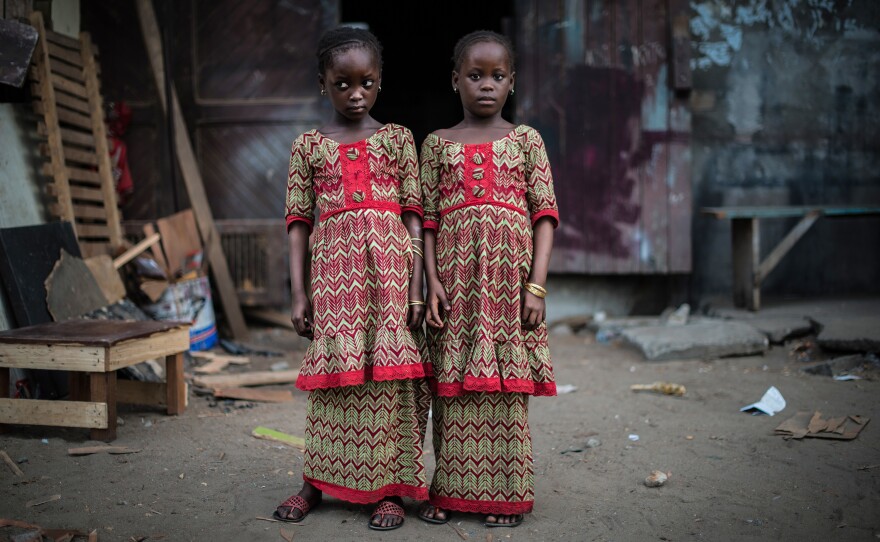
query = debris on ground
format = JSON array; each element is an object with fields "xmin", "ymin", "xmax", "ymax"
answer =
[
  {"xmin": 192, "ymin": 351, "xmax": 250, "ymax": 374},
  {"xmin": 801, "ymin": 353, "xmax": 880, "ymax": 380},
  {"xmin": 25, "ymin": 494, "xmax": 61, "ymax": 508},
  {"xmin": 774, "ymin": 411, "xmax": 870, "ymax": 440},
  {"xmin": 67, "ymin": 446, "xmax": 141, "ymax": 456},
  {"xmin": 664, "ymin": 303, "xmax": 690, "ymax": 325},
  {"xmin": 0, "ymin": 450, "xmax": 23, "ymax": 476},
  {"xmin": 213, "ymin": 388, "xmax": 293, "ymax": 403},
  {"xmin": 219, "ymin": 339, "xmax": 282, "ymax": 357},
  {"xmin": 740, "ymin": 386, "xmax": 786, "ymax": 416},
  {"xmin": 192, "ymin": 370, "xmax": 299, "ymax": 389},
  {"xmin": 644, "ymin": 470, "xmax": 669, "ymax": 487},
  {"xmin": 251, "ymin": 426, "xmax": 305, "ymax": 450},
  {"xmin": 556, "ymin": 384, "xmax": 577, "ymax": 394},
  {"xmin": 630, "ymin": 381, "xmax": 686, "ymax": 397}
]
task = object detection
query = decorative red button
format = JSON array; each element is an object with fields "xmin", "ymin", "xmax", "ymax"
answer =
[
  {"xmin": 472, "ymin": 152, "xmax": 484, "ymax": 165},
  {"xmin": 352, "ymin": 190, "xmax": 364, "ymax": 202},
  {"xmin": 472, "ymin": 185, "xmax": 485, "ymax": 197},
  {"xmin": 346, "ymin": 148, "xmax": 359, "ymax": 160},
  {"xmin": 473, "ymin": 167, "xmax": 484, "ymax": 180}
]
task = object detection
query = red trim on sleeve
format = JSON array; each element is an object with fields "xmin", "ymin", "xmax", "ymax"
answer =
[
  {"xmin": 401, "ymin": 205, "xmax": 424, "ymax": 218},
  {"xmin": 423, "ymin": 220, "xmax": 439, "ymax": 230},
  {"xmin": 531, "ymin": 209, "xmax": 559, "ymax": 228},
  {"xmin": 286, "ymin": 215, "xmax": 314, "ymax": 232}
]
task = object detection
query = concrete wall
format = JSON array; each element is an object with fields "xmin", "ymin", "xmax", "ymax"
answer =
[{"xmin": 689, "ymin": 0, "xmax": 880, "ymax": 301}]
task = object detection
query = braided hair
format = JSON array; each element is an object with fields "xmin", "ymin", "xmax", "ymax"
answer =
[
  {"xmin": 317, "ymin": 26, "xmax": 383, "ymax": 74},
  {"xmin": 452, "ymin": 30, "xmax": 515, "ymax": 72}
]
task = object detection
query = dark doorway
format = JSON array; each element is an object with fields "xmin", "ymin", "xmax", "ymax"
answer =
[{"xmin": 340, "ymin": 0, "xmax": 514, "ymax": 147}]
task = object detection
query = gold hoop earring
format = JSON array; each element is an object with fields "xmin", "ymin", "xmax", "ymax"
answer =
[
  {"xmin": 509, "ymin": 88, "xmax": 515, "ymax": 95},
  {"xmin": 320, "ymin": 88, "xmax": 326, "ymax": 96}
]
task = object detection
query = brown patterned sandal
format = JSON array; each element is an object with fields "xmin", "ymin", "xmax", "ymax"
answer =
[
  {"xmin": 368, "ymin": 500, "xmax": 406, "ymax": 531},
  {"xmin": 273, "ymin": 494, "xmax": 317, "ymax": 523}
]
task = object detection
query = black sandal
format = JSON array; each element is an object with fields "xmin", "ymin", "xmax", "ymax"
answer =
[
  {"xmin": 485, "ymin": 514, "xmax": 523, "ymax": 528},
  {"xmin": 418, "ymin": 504, "xmax": 450, "ymax": 525},
  {"xmin": 368, "ymin": 500, "xmax": 406, "ymax": 531}
]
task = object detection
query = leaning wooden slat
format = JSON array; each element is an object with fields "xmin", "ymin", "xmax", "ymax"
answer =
[
  {"xmin": 80, "ymin": 32, "xmax": 123, "ymax": 249},
  {"xmin": 49, "ymin": 184, "xmax": 104, "ymax": 202},
  {"xmin": 78, "ymin": 241, "xmax": 111, "ymax": 259},
  {"xmin": 30, "ymin": 81, "xmax": 90, "ymax": 114},
  {"xmin": 47, "ymin": 41, "xmax": 83, "ymax": 67},
  {"xmin": 50, "ymin": 60, "xmax": 85, "ymax": 83},
  {"xmin": 39, "ymin": 122, "xmax": 96, "ymax": 148},
  {"xmin": 35, "ymin": 101, "xmax": 93, "ymax": 130},
  {"xmin": 39, "ymin": 144, "xmax": 99, "ymax": 166},
  {"xmin": 51, "ymin": 73, "xmax": 88, "ymax": 99},
  {"xmin": 50, "ymin": 203, "xmax": 107, "ymax": 220},
  {"xmin": 29, "ymin": 12, "xmax": 75, "ymax": 230},
  {"xmin": 46, "ymin": 29, "xmax": 82, "ymax": 51},
  {"xmin": 75, "ymin": 223, "xmax": 111, "ymax": 239},
  {"xmin": 67, "ymin": 166, "xmax": 102, "ymax": 184}
]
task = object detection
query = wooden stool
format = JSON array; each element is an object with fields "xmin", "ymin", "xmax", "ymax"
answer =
[{"xmin": 0, "ymin": 320, "xmax": 190, "ymax": 441}]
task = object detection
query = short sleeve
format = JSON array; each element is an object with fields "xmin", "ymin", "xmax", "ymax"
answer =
[
  {"xmin": 395, "ymin": 126, "xmax": 423, "ymax": 217},
  {"xmin": 522, "ymin": 128, "xmax": 559, "ymax": 228},
  {"xmin": 419, "ymin": 135, "xmax": 442, "ymax": 230},
  {"xmin": 285, "ymin": 136, "xmax": 316, "ymax": 232}
]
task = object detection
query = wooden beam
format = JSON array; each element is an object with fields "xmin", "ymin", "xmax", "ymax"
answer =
[
  {"xmin": 732, "ymin": 218, "xmax": 760, "ymax": 311},
  {"xmin": 74, "ymin": 223, "xmax": 111, "ymax": 239},
  {"xmin": 192, "ymin": 370, "xmax": 299, "ymax": 389},
  {"xmin": 113, "ymin": 232, "xmax": 161, "ymax": 269},
  {"xmin": 47, "ymin": 41, "xmax": 83, "ymax": 67},
  {"xmin": 51, "ymin": 73, "xmax": 88, "ymax": 98},
  {"xmin": 0, "ymin": 398, "xmax": 107, "ymax": 429},
  {"xmin": 136, "ymin": 0, "xmax": 248, "ymax": 340},
  {"xmin": 89, "ymin": 372, "xmax": 116, "ymax": 440},
  {"xmin": 755, "ymin": 211, "xmax": 821, "ymax": 284},
  {"xmin": 165, "ymin": 352, "xmax": 186, "ymax": 415},
  {"xmin": 81, "ymin": 32, "xmax": 124, "ymax": 249},
  {"xmin": 108, "ymin": 326, "xmax": 190, "ymax": 370},
  {"xmin": 117, "ymin": 379, "xmax": 167, "ymax": 407},
  {"xmin": 0, "ymin": 342, "xmax": 104, "ymax": 372},
  {"xmin": 46, "ymin": 29, "xmax": 82, "ymax": 51}
]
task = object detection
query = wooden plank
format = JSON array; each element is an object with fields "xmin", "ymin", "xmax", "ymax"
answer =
[
  {"xmin": 60, "ymin": 184, "xmax": 104, "ymax": 203},
  {"xmin": 0, "ymin": 398, "xmax": 107, "ymax": 429},
  {"xmin": 0, "ymin": 449, "xmax": 24, "ymax": 476},
  {"xmin": 107, "ymin": 326, "xmax": 190, "ymax": 370},
  {"xmin": 29, "ymin": 12, "xmax": 75, "ymax": 230},
  {"xmin": 143, "ymin": 223, "xmax": 170, "ymax": 274},
  {"xmin": 165, "ymin": 352, "xmax": 186, "ymax": 415},
  {"xmin": 40, "ymin": 144, "xmax": 98, "ymax": 166},
  {"xmin": 702, "ymin": 206, "xmax": 880, "ymax": 219},
  {"xmin": 192, "ymin": 370, "xmax": 299, "ymax": 389},
  {"xmin": 52, "ymin": 73, "xmax": 88, "ymax": 99},
  {"xmin": 34, "ymin": 100, "xmax": 92, "ymax": 130},
  {"xmin": 137, "ymin": 0, "xmax": 248, "ymax": 340},
  {"xmin": 117, "ymin": 379, "xmax": 167, "ymax": 407},
  {"xmin": 113, "ymin": 232, "xmax": 161, "ymax": 269},
  {"xmin": 47, "ymin": 41, "xmax": 83, "ymax": 67},
  {"xmin": 61, "ymin": 203, "xmax": 107, "ymax": 220},
  {"xmin": 80, "ymin": 32, "xmax": 124, "ymax": 250},
  {"xmin": 84, "ymin": 255, "xmax": 126, "ymax": 303},
  {"xmin": 74, "ymin": 224, "xmax": 111, "ymax": 239},
  {"xmin": 156, "ymin": 209, "xmax": 201, "ymax": 277},
  {"xmin": 0, "ymin": 343, "xmax": 105, "ymax": 371},
  {"xmin": 732, "ymin": 217, "xmax": 760, "ymax": 311},
  {"xmin": 46, "ymin": 29, "xmax": 82, "ymax": 51},
  {"xmin": 755, "ymin": 211, "xmax": 820, "ymax": 284},
  {"xmin": 78, "ymin": 241, "xmax": 111, "ymax": 259},
  {"xmin": 39, "ymin": 122, "xmax": 97, "ymax": 148},
  {"xmin": 667, "ymin": 0, "xmax": 693, "ymax": 273},
  {"xmin": 67, "ymin": 166, "xmax": 102, "ymax": 185},
  {"xmin": 50, "ymin": 60, "xmax": 85, "ymax": 83},
  {"xmin": 213, "ymin": 388, "xmax": 293, "ymax": 403},
  {"xmin": 32, "ymin": 85, "xmax": 91, "ymax": 114},
  {"xmin": 89, "ymin": 372, "xmax": 116, "ymax": 441}
]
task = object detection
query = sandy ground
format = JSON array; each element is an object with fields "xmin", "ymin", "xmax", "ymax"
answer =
[{"xmin": 1, "ymin": 316, "xmax": 879, "ymax": 542}]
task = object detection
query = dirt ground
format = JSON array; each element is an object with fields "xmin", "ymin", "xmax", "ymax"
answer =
[{"xmin": 1, "ymin": 310, "xmax": 879, "ymax": 542}]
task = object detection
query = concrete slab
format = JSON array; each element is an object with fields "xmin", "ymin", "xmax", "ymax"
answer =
[
  {"xmin": 816, "ymin": 317, "xmax": 880, "ymax": 353},
  {"xmin": 621, "ymin": 320, "xmax": 769, "ymax": 361},
  {"xmin": 724, "ymin": 315, "xmax": 815, "ymax": 344},
  {"xmin": 800, "ymin": 354, "xmax": 878, "ymax": 377}
]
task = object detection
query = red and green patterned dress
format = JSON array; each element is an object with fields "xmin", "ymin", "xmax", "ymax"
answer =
[
  {"xmin": 285, "ymin": 123, "xmax": 431, "ymax": 504},
  {"xmin": 420, "ymin": 124, "xmax": 559, "ymax": 515}
]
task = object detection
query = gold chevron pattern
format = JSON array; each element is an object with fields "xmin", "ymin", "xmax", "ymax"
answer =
[
  {"xmin": 420, "ymin": 125, "xmax": 558, "ymax": 396},
  {"xmin": 303, "ymin": 379, "xmax": 431, "ymax": 503},
  {"xmin": 285, "ymin": 124, "xmax": 429, "ymax": 389},
  {"xmin": 429, "ymin": 392, "xmax": 534, "ymax": 514}
]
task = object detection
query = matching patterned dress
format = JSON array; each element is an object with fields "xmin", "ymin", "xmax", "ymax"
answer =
[
  {"xmin": 285, "ymin": 123, "xmax": 430, "ymax": 503},
  {"xmin": 420, "ymin": 124, "xmax": 560, "ymax": 515}
]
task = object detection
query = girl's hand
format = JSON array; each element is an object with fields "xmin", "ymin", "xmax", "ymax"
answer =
[
  {"xmin": 426, "ymin": 277, "xmax": 450, "ymax": 328},
  {"xmin": 521, "ymin": 289, "xmax": 545, "ymax": 331},
  {"xmin": 406, "ymin": 279, "xmax": 426, "ymax": 330},
  {"xmin": 290, "ymin": 294, "xmax": 314, "ymax": 339}
]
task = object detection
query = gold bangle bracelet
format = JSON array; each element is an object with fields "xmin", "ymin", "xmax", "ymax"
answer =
[
  {"xmin": 410, "ymin": 237, "xmax": 424, "ymax": 243},
  {"xmin": 523, "ymin": 284, "xmax": 546, "ymax": 299},
  {"xmin": 524, "ymin": 282, "xmax": 547, "ymax": 294},
  {"xmin": 408, "ymin": 300, "xmax": 426, "ymax": 306},
  {"xmin": 412, "ymin": 247, "xmax": 424, "ymax": 259}
]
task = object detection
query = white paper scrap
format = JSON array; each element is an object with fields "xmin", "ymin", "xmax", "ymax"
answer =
[{"xmin": 740, "ymin": 386, "xmax": 786, "ymax": 416}]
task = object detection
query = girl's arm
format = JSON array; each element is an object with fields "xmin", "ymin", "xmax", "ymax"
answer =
[
  {"xmin": 522, "ymin": 218, "xmax": 554, "ymax": 330},
  {"xmin": 423, "ymin": 229, "xmax": 449, "ymax": 328},
  {"xmin": 402, "ymin": 212, "xmax": 425, "ymax": 329},
  {"xmin": 418, "ymin": 135, "xmax": 449, "ymax": 328},
  {"xmin": 288, "ymin": 223, "xmax": 313, "ymax": 338}
]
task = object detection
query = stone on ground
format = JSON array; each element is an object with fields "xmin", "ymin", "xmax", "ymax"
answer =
[{"xmin": 621, "ymin": 320, "xmax": 769, "ymax": 361}]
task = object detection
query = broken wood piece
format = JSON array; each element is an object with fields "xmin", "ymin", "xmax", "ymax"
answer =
[
  {"xmin": 0, "ymin": 450, "xmax": 24, "ymax": 476},
  {"xmin": 25, "ymin": 494, "xmax": 61, "ymax": 507},
  {"xmin": 67, "ymin": 446, "xmax": 141, "ymax": 456},
  {"xmin": 630, "ymin": 381, "xmax": 686, "ymax": 397},
  {"xmin": 213, "ymin": 388, "xmax": 293, "ymax": 403},
  {"xmin": 192, "ymin": 370, "xmax": 298, "ymax": 389},
  {"xmin": 85, "ymin": 254, "xmax": 126, "ymax": 304},
  {"xmin": 251, "ymin": 426, "xmax": 305, "ymax": 450},
  {"xmin": 280, "ymin": 527, "xmax": 295, "ymax": 542},
  {"xmin": 191, "ymin": 351, "xmax": 249, "ymax": 364},
  {"xmin": 156, "ymin": 209, "xmax": 201, "ymax": 277},
  {"xmin": 139, "ymin": 279, "xmax": 169, "ymax": 303},
  {"xmin": 45, "ymin": 248, "xmax": 109, "ymax": 320},
  {"xmin": 192, "ymin": 352, "xmax": 250, "ymax": 374},
  {"xmin": 113, "ymin": 232, "xmax": 160, "ymax": 269}
]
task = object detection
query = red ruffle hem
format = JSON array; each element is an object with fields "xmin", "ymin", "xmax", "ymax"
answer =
[
  {"xmin": 296, "ymin": 362, "xmax": 433, "ymax": 391},
  {"xmin": 430, "ymin": 376, "xmax": 557, "ymax": 397},
  {"xmin": 429, "ymin": 494, "xmax": 534, "ymax": 515},
  {"xmin": 305, "ymin": 476, "xmax": 429, "ymax": 504}
]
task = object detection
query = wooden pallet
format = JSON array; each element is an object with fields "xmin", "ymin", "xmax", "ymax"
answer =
[{"xmin": 27, "ymin": 12, "xmax": 123, "ymax": 258}]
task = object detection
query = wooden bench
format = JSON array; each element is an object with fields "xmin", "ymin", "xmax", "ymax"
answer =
[
  {"xmin": 0, "ymin": 319, "xmax": 190, "ymax": 441},
  {"xmin": 701, "ymin": 206, "xmax": 880, "ymax": 310}
]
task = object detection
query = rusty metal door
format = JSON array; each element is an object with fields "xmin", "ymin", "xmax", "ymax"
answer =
[{"xmin": 516, "ymin": 0, "xmax": 692, "ymax": 274}]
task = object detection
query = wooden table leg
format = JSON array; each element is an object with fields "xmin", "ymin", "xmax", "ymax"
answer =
[
  {"xmin": 90, "ymin": 372, "xmax": 117, "ymax": 442},
  {"xmin": 0, "ymin": 367, "xmax": 8, "ymax": 433},
  {"xmin": 69, "ymin": 372, "xmax": 88, "ymax": 401},
  {"xmin": 166, "ymin": 352, "xmax": 186, "ymax": 415},
  {"xmin": 732, "ymin": 217, "xmax": 761, "ymax": 311}
]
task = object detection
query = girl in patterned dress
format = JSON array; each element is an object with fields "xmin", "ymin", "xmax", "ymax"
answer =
[
  {"xmin": 418, "ymin": 30, "xmax": 559, "ymax": 528},
  {"xmin": 273, "ymin": 27, "xmax": 431, "ymax": 531}
]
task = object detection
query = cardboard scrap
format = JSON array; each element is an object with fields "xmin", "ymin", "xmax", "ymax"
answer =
[
  {"xmin": 213, "ymin": 388, "xmax": 293, "ymax": 403},
  {"xmin": 67, "ymin": 446, "xmax": 142, "ymax": 456},
  {"xmin": 251, "ymin": 426, "xmax": 305, "ymax": 450},
  {"xmin": 0, "ymin": 450, "xmax": 23, "ymax": 476},
  {"xmin": 775, "ymin": 411, "xmax": 870, "ymax": 440}
]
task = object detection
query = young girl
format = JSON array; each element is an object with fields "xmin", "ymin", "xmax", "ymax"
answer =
[
  {"xmin": 418, "ymin": 30, "xmax": 559, "ymax": 528},
  {"xmin": 274, "ymin": 26, "xmax": 431, "ymax": 531}
]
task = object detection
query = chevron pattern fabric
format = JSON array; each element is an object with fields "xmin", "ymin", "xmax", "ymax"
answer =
[
  {"xmin": 303, "ymin": 379, "xmax": 431, "ymax": 503},
  {"xmin": 429, "ymin": 392, "xmax": 534, "ymax": 514},
  {"xmin": 420, "ymin": 125, "xmax": 559, "ymax": 397},
  {"xmin": 284, "ymin": 124, "xmax": 430, "ymax": 390}
]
